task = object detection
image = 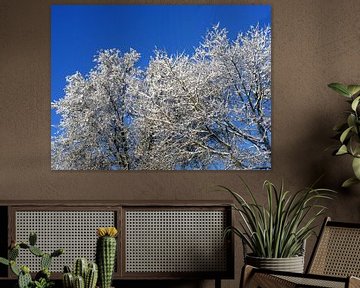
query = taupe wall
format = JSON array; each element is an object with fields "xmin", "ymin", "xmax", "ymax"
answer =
[{"xmin": 1, "ymin": 0, "xmax": 360, "ymax": 287}]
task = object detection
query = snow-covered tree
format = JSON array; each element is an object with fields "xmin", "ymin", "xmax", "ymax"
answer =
[
  {"xmin": 51, "ymin": 49, "xmax": 141, "ymax": 170},
  {"xmin": 51, "ymin": 24, "xmax": 271, "ymax": 170}
]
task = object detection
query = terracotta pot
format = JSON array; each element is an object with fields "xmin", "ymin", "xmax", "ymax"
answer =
[{"xmin": 245, "ymin": 254, "xmax": 304, "ymax": 273}]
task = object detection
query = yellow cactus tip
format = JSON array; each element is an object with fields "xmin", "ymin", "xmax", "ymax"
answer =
[
  {"xmin": 97, "ymin": 226, "xmax": 118, "ymax": 237},
  {"xmin": 21, "ymin": 265, "xmax": 30, "ymax": 274}
]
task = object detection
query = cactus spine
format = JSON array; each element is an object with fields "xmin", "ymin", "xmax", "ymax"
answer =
[{"xmin": 96, "ymin": 227, "xmax": 118, "ymax": 288}]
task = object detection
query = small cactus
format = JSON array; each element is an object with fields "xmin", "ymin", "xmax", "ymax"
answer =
[
  {"xmin": 96, "ymin": 227, "xmax": 118, "ymax": 288},
  {"xmin": 63, "ymin": 272, "xmax": 74, "ymax": 288},
  {"xmin": 74, "ymin": 258, "xmax": 87, "ymax": 279},
  {"xmin": 63, "ymin": 259, "xmax": 98, "ymax": 288},
  {"xmin": 74, "ymin": 275, "xmax": 85, "ymax": 288},
  {"xmin": 85, "ymin": 262, "xmax": 98, "ymax": 288}
]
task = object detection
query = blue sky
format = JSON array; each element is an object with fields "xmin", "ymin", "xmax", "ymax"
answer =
[{"xmin": 51, "ymin": 5, "xmax": 271, "ymax": 136}]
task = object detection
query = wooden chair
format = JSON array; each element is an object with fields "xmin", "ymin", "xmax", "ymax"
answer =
[{"xmin": 241, "ymin": 217, "xmax": 360, "ymax": 288}]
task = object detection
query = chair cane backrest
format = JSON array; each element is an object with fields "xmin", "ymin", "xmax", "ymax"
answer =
[{"xmin": 307, "ymin": 217, "xmax": 360, "ymax": 278}]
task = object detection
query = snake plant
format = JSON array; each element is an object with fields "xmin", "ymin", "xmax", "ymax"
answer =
[{"xmin": 222, "ymin": 179, "xmax": 334, "ymax": 258}]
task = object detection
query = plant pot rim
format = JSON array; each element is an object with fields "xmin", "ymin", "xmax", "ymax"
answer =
[{"xmin": 245, "ymin": 253, "xmax": 304, "ymax": 259}]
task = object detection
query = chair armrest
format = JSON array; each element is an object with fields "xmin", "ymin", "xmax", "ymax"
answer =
[
  {"xmin": 240, "ymin": 265, "xmax": 349, "ymax": 288},
  {"xmin": 240, "ymin": 265, "xmax": 296, "ymax": 288},
  {"xmin": 349, "ymin": 276, "xmax": 360, "ymax": 288}
]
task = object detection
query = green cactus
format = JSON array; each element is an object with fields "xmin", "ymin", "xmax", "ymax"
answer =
[
  {"xmin": 0, "ymin": 232, "xmax": 63, "ymax": 288},
  {"xmin": 51, "ymin": 248, "xmax": 64, "ymax": 258},
  {"xmin": 73, "ymin": 275, "xmax": 85, "ymax": 288},
  {"xmin": 85, "ymin": 262, "xmax": 98, "ymax": 288},
  {"xmin": 63, "ymin": 265, "xmax": 72, "ymax": 273},
  {"xmin": 63, "ymin": 259, "xmax": 98, "ymax": 288},
  {"xmin": 63, "ymin": 271, "xmax": 74, "ymax": 288},
  {"xmin": 74, "ymin": 258, "xmax": 88, "ymax": 279},
  {"xmin": 29, "ymin": 245, "xmax": 44, "ymax": 257},
  {"xmin": 41, "ymin": 253, "xmax": 52, "ymax": 270},
  {"xmin": 18, "ymin": 269, "xmax": 32, "ymax": 288},
  {"xmin": 96, "ymin": 230, "xmax": 117, "ymax": 288},
  {"xmin": 19, "ymin": 243, "xmax": 30, "ymax": 249},
  {"xmin": 29, "ymin": 232, "xmax": 37, "ymax": 246},
  {"xmin": 9, "ymin": 246, "xmax": 19, "ymax": 260},
  {"xmin": 10, "ymin": 260, "xmax": 20, "ymax": 276}
]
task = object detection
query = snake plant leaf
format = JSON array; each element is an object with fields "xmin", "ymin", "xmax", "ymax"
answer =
[
  {"xmin": 347, "ymin": 85, "xmax": 360, "ymax": 97},
  {"xmin": 342, "ymin": 177, "xmax": 360, "ymax": 188},
  {"xmin": 222, "ymin": 179, "xmax": 335, "ymax": 258},
  {"xmin": 328, "ymin": 83, "xmax": 351, "ymax": 97},
  {"xmin": 352, "ymin": 157, "xmax": 360, "ymax": 179},
  {"xmin": 351, "ymin": 96, "xmax": 360, "ymax": 111},
  {"xmin": 336, "ymin": 144, "xmax": 348, "ymax": 155}
]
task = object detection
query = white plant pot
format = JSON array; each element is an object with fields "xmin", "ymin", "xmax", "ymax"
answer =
[{"xmin": 245, "ymin": 254, "xmax": 305, "ymax": 273}]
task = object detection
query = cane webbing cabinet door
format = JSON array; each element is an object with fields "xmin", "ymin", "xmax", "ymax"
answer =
[
  {"xmin": 8, "ymin": 205, "xmax": 120, "ymax": 278},
  {"xmin": 0, "ymin": 201, "xmax": 233, "ymax": 283},
  {"xmin": 122, "ymin": 205, "xmax": 233, "ymax": 279}
]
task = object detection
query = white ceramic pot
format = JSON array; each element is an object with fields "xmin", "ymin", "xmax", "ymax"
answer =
[{"xmin": 245, "ymin": 254, "xmax": 305, "ymax": 273}]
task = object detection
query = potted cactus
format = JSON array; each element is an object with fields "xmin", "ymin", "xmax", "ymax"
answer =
[
  {"xmin": 96, "ymin": 227, "xmax": 118, "ymax": 288},
  {"xmin": 62, "ymin": 258, "xmax": 98, "ymax": 288},
  {"xmin": 0, "ymin": 232, "xmax": 63, "ymax": 288}
]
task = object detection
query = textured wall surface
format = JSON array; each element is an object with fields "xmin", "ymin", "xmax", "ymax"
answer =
[{"xmin": 1, "ymin": 0, "xmax": 360, "ymax": 287}]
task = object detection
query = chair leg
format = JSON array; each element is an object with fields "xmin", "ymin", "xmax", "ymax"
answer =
[{"xmin": 215, "ymin": 278, "xmax": 221, "ymax": 288}]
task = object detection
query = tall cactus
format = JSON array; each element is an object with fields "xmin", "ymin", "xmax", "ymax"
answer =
[{"xmin": 96, "ymin": 227, "xmax": 118, "ymax": 288}]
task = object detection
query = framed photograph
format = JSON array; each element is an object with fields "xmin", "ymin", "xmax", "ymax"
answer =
[{"xmin": 51, "ymin": 5, "xmax": 271, "ymax": 170}]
